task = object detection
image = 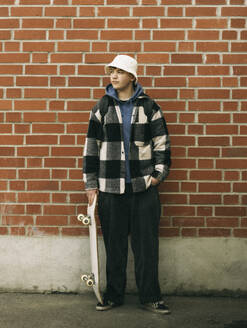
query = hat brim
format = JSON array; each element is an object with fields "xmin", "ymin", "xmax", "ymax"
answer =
[{"xmin": 105, "ymin": 64, "xmax": 138, "ymax": 81}]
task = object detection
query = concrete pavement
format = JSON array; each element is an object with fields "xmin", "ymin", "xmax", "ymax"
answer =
[{"xmin": 0, "ymin": 292, "xmax": 247, "ymax": 328}]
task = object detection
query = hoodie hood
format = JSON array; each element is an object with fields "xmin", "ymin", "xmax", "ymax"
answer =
[{"xmin": 105, "ymin": 82, "xmax": 143, "ymax": 104}]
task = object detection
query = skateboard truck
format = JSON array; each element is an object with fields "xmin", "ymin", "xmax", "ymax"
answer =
[
  {"xmin": 77, "ymin": 214, "xmax": 91, "ymax": 226},
  {"xmin": 81, "ymin": 273, "xmax": 95, "ymax": 287}
]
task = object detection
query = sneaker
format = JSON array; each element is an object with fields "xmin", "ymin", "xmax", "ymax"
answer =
[
  {"xmin": 96, "ymin": 299, "xmax": 120, "ymax": 311},
  {"xmin": 141, "ymin": 300, "xmax": 171, "ymax": 315}
]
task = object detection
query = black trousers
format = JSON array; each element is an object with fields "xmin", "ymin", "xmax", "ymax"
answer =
[{"xmin": 98, "ymin": 185, "xmax": 162, "ymax": 304}]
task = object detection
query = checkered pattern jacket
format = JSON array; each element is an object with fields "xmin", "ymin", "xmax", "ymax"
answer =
[{"xmin": 83, "ymin": 93, "xmax": 171, "ymax": 194}]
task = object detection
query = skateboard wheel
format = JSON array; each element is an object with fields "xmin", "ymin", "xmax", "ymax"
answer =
[
  {"xmin": 82, "ymin": 217, "xmax": 91, "ymax": 225},
  {"xmin": 77, "ymin": 214, "xmax": 85, "ymax": 222},
  {"xmin": 81, "ymin": 274, "xmax": 88, "ymax": 282},
  {"xmin": 86, "ymin": 279, "xmax": 94, "ymax": 287}
]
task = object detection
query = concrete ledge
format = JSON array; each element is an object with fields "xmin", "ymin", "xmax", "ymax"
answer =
[{"xmin": 0, "ymin": 236, "xmax": 247, "ymax": 295}]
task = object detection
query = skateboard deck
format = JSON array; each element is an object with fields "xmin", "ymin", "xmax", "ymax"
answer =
[{"xmin": 77, "ymin": 195, "xmax": 103, "ymax": 304}]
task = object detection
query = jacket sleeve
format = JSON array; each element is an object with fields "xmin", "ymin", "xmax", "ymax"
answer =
[
  {"xmin": 83, "ymin": 102, "xmax": 103, "ymax": 190},
  {"xmin": 150, "ymin": 102, "xmax": 171, "ymax": 182}
]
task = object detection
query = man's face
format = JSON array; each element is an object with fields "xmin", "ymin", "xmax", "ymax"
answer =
[{"xmin": 109, "ymin": 67, "xmax": 135, "ymax": 91}]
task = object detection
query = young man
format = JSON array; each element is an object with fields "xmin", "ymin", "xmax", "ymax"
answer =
[{"xmin": 83, "ymin": 55, "xmax": 171, "ymax": 314}]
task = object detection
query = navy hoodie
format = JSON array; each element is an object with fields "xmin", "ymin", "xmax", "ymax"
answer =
[{"xmin": 106, "ymin": 83, "xmax": 143, "ymax": 183}]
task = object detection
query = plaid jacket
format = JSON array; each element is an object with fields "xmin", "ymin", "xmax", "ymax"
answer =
[{"xmin": 83, "ymin": 93, "xmax": 171, "ymax": 194}]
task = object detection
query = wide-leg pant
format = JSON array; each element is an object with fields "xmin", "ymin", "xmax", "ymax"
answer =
[{"xmin": 98, "ymin": 185, "xmax": 162, "ymax": 304}]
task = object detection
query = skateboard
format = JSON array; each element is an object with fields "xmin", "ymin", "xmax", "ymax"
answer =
[{"xmin": 77, "ymin": 195, "xmax": 103, "ymax": 304}]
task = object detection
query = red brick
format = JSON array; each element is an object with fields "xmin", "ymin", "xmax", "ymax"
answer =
[
  {"xmin": 182, "ymin": 229, "xmax": 197, "ymax": 237},
  {"xmin": 135, "ymin": 30, "xmax": 151, "ymax": 40},
  {"xmin": 153, "ymin": 30, "xmax": 185, "ymax": 40},
  {"xmin": 233, "ymin": 183, "xmax": 247, "ymax": 193},
  {"xmin": 234, "ymin": 229, "xmax": 247, "ymax": 238},
  {"xmin": 23, "ymin": 113, "xmax": 56, "ymax": 122},
  {"xmin": 196, "ymin": 0, "xmax": 226, "ymax": 4},
  {"xmin": 24, "ymin": 89, "xmax": 56, "ymax": 99},
  {"xmin": 133, "ymin": 7, "xmax": 164, "ymax": 16},
  {"xmin": 196, "ymin": 19, "xmax": 227, "ymax": 29},
  {"xmin": 232, "ymin": 90, "xmax": 247, "ymax": 99},
  {"xmin": 155, "ymin": 77, "xmax": 186, "ymax": 87},
  {"xmin": 45, "ymin": 7, "xmax": 76, "ymax": 17},
  {"xmin": 36, "ymin": 216, "xmax": 67, "ymax": 226},
  {"xmin": 196, "ymin": 42, "xmax": 228, "ymax": 52},
  {"xmin": 231, "ymin": 18, "xmax": 245, "ymax": 28},
  {"xmin": 0, "ymin": 204, "xmax": 24, "ymax": 215},
  {"xmin": 98, "ymin": 7, "xmax": 128, "ymax": 17},
  {"xmin": 17, "ymin": 147, "xmax": 49, "ymax": 157},
  {"xmin": 18, "ymin": 193, "xmax": 50, "ymax": 203},
  {"xmin": 206, "ymin": 55, "xmax": 220, "ymax": 64},
  {"xmin": 52, "ymin": 147, "xmax": 82, "ymax": 157},
  {"xmin": 0, "ymin": 136, "xmax": 23, "ymax": 146},
  {"xmin": 217, "ymin": 159, "xmax": 247, "ymax": 169},
  {"xmin": 144, "ymin": 42, "xmax": 176, "ymax": 52},
  {"xmin": 164, "ymin": 66, "xmax": 195, "ymax": 76},
  {"xmin": 20, "ymin": 0, "xmax": 50, "ymax": 3},
  {"xmin": 0, "ymin": 53, "xmax": 30, "ymax": 63},
  {"xmin": 172, "ymin": 54, "xmax": 202, "ymax": 63},
  {"xmin": 198, "ymin": 137, "xmax": 229, "ymax": 147},
  {"xmin": 160, "ymin": 19, "xmax": 192, "ymax": 28},
  {"xmin": 199, "ymin": 229, "xmax": 230, "ymax": 237},
  {"xmin": 108, "ymin": 18, "xmax": 139, "ymax": 29},
  {"xmin": 232, "ymin": 42, "xmax": 247, "ymax": 52},
  {"xmin": 15, "ymin": 30, "xmax": 46, "ymax": 40},
  {"xmin": 107, "ymin": 0, "xmax": 137, "ymax": 3},
  {"xmin": 110, "ymin": 42, "xmax": 141, "ymax": 52},
  {"xmin": 198, "ymin": 113, "xmax": 230, "ymax": 123},
  {"xmin": 101, "ymin": 30, "xmax": 132, "ymax": 40},
  {"xmin": 59, "ymin": 88, "xmax": 90, "ymax": 99},
  {"xmin": 189, "ymin": 101, "xmax": 221, "ymax": 111},
  {"xmin": 67, "ymin": 30, "xmax": 98, "ymax": 40},
  {"xmin": 188, "ymin": 30, "xmax": 219, "ymax": 40},
  {"xmin": 199, "ymin": 183, "xmax": 230, "ymax": 193},
  {"xmin": 25, "ymin": 65, "xmax": 57, "ymax": 75},
  {"xmin": 164, "ymin": 206, "xmax": 195, "ymax": 216},
  {"xmin": 189, "ymin": 147, "xmax": 220, "ymax": 157},
  {"xmin": 27, "ymin": 181, "xmax": 59, "ymax": 191},
  {"xmin": 178, "ymin": 42, "xmax": 194, "ymax": 52},
  {"xmin": 14, "ymin": 124, "xmax": 30, "ymax": 134},
  {"xmin": 11, "ymin": 7, "xmax": 42, "ymax": 16},
  {"xmin": 26, "ymin": 135, "xmax": 58, "ymax": 145},
  {"xmin": 0, "ymin": 193, "xmax": 16, "ymax": 203},
  {"xmin": 44, "ymin": 205, "xmax": 75, "ymax": 215},
  {"xmin": 173, "ymin": 217, "xmax": 204, "ymax": 227},
  {"xmin": 216, "ymin": 207, "xmax": 246, "ymax": 217},
  {"xmin": 189, "ymin": 77, "xmax": 221, "ymax": 87},
  {"xmin": 143, "ymin": 18, "xmax": 158, "ymax": 28},
  {"xmin": 186, "ymin": 7, "xmax": 217, "ymax": 16},
  {"xmin": 162, "ymin": 0, "xmax": 191, "ymax": 3},
  {"xmin": 198, "ymin": 89, "xmax": 230, "ymax": 99},
  {"xmin": 69, "ymin": 77, "xmax": 99, "ymax": 87},
  {"xmin": 85, "ymin": 54, "xmax": 114, "ymax": 64},
  {"xmin": 223, "ymin": 55, "xmax": 247, "ymax": 64},
  {"xmin": 167, "ymin": 7, "xmax": 183, "ymax": 16},
  {"xmin": 44, "ymin": 158, "xmax": 76, "ymax": 168},
  {"xmin": 73, "ymin": 0, "xmax": 103, "ymax": 3},
  {"xmin": 222, "ymin": 6, "xmax": 247, "ymax": 16}
]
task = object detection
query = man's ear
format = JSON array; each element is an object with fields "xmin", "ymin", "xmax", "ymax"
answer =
[{"xmin": 129, "ymin": 73, "xmax": 135, "ymax": 82}]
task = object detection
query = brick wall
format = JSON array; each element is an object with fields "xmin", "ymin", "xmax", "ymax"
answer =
[{"xmin": 0, "ymin": 0, "xmax": 246, "ymax": 238}]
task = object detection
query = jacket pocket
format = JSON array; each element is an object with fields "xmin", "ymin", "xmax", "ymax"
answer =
[{"xmin": 134, "ymin": 141, "xmax": 152, "ymax": 160}]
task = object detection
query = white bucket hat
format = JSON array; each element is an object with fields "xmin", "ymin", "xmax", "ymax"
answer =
[{"xmin": 105, "ymin": 55, "xmax": 138, "ymax": 80}]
